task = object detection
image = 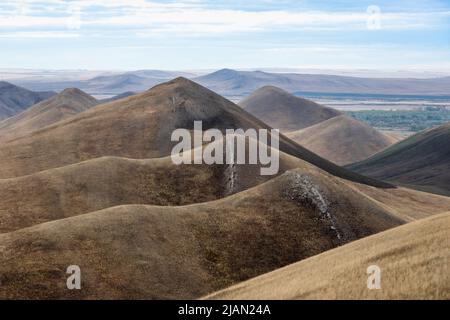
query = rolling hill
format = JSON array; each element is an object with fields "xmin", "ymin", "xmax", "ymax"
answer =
[
  {"xmin": 0, "ymin": 81, "xmax": 55, "ymax": 120},
  {"xmin": 0, "ymin": 88, "xmax": 97, "ymax": 142},
  {"xmin": 3, "ymin": 164, "xmax": 450, "ymax": 299},
  {"xmin": 205, "ymin": 212, "xmax": 450, "ymax": 300},
  {"xmin": 239, "ymin": 86, "xmax": 341, "ymax": 131},
  {"xmin": 286, "ymin": 115, "xmax": 397, "ymax": 165},
  {"xmin": 1, "ymin": 77, "xmax": 448, "ymax": 299},
  {"xmin": 348, "ymin": 122, "xmax": 450, "ymax": 196},
  {"xmin": 0, "ymin": 77, "xmax": 389, "ymax": 189}
]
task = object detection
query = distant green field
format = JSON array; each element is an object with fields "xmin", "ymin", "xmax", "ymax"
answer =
[{"xmin": 347, "ymin": 108, "xmax": 450, "ymax": 132}]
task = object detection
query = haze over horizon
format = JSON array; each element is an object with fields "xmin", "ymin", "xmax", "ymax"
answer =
[{"xmin": 0, "ymin": 0, "xmax": 449, "ymax": 71}]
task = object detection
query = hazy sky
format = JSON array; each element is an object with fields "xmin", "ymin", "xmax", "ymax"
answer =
[{"xmin": 0, "ymin": 0, "xmax": 449, "ymax": 71}]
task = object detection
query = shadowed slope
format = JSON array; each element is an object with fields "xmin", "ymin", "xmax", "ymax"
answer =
[
  {"xmin": 0, "ymin": 81, "xmax": 55, "ymax": 120},
  {"xmin": 287, "ymin": 115, "xmax": 396, "ymax": 165},
  {"xmin": 348, "ymin": 122, "xmax": 450, "ymax": 196},
  {"xmin": 0, "ymin": 78, "xmax": 391, "ymax": 189},
  {"xmin": 0, "ymin": 88, "xmax": 97, "ymax": 142},
  {"xmin": 206, "ymin": 212, "xmax": 450, "ymax": 300},
  {"xmin": 239, "ymin": 86, "xmax": 341, "ymax": 131}
]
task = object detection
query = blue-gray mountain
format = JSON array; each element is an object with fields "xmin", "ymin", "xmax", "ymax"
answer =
[{"xmin": 0, "ymin": 81, "xmax": 55, "ymax": 120}]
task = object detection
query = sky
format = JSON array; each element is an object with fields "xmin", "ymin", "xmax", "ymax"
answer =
[{"xmin": 0, "ymin": 0, "xmax": 449, "ymax": 71}]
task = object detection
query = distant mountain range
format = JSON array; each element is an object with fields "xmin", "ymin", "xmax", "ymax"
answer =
[
  {"xmin": 9, "ymin": 68, "xmax": 450, "ymax": 98},
  {"xmin": 0, "ymin": 81, "xmax": 55, "ymax": 120},
  {"xmin": 194, "ymin": 69, "xmax": 450, "ymax": 98},
  {"xmin": 13, "ymin": 70, "xmax": 195, "ymax": 96}
]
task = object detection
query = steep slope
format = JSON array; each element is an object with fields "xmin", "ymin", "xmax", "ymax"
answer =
[
  {"xmin": 287, "ymin": 115, "xmax": 396, "ymax": 165},
  {"xmin": 348, "ymin": 122, "xmax": 450, "ymax": 196},
  {"xmin": 206, "ymin": 212, "xmax": 450, "ymax": 300},
  {"xmin": 0, "ymin": 81, "xmax": 55, "ymax": 120},
  {"xmin": 239, "ymin": 86, "xmax": 341, "ymax": 131},
  {"xmin": 0, "ymin": 77, "xmax": 390, "ymax": 189},
  {"xmin": 0, "ymin": 167, "xmax": 412, "ymax": 299},
  {"xmin": 0, "ymin": 88, "xmax": 97, "ymax": 142}
]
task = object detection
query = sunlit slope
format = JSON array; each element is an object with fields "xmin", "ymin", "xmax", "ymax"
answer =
[{"xmin": 206, "ymin": 212, "xmax": 450, "ymax": 300}]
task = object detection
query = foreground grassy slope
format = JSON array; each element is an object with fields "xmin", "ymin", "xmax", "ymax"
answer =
[
  {"xmin": 206, "ymin": 212, "xmax": 450, "ymax": 300},
  {"xmin": 0, "ymin": 168, "xmax": 405, "ymax": 299}
]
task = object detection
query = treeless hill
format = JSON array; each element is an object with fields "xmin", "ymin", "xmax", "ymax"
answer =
[
  {"xmin": 1, "ymin": 140, "xmax": 447, "ymax": 234},
  {"xmin": 239, "ymin": 86, "xmax": 341, "ymax": 131},
  {"xmin": 0, "ymin": 88, "xmax": 97, "ymax": 142},
  {"xmin": 0, "ymin": 144, "xmax": 311, "ymax": 233},
  {"xmin": 0, "ymin": 77, "xmax": 389, "ymax": 189},
  {"xmin": 348, "ymin": 122, "xmax": 450, "ymax": 196},
  {"xmin": 0, "ymin": 165, "xmax": 415, "ymax": 299},
  {"xmin": 286, "ymin": 115, "xmax": 397, "ymax": 166},
  {"xmin": 0, "ymin": 81, "xmax": 55, "ymax": 120},
  {"xmin": 205, "ymin": 212, "xmax": 450, "ymax": 300},
  {"xmin": 0, "ymin": 78, "xmax": 448, "ymax": 299}
]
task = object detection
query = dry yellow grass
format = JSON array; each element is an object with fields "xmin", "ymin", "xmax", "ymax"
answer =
[
  {"xmin": 0, "ymin": 78, "xmax": 448, "ymax": 300},
  {"xmin": 1, "ymin": 162, "xmax": 449, "ymax": 299},
  {"xmin": 0, "ymin": 166, "xmax": 410, "ymax": 300},
  {"xmin": 0, "ymin": 146, "xmax": 308, "ymax": 233},
  {"xmin": 205, "ymin": 212, "xmax": 450, "ymax": 300},
  {"xmin": 0, "ymin": 78, "xmax": 389, "ymax": 188}
]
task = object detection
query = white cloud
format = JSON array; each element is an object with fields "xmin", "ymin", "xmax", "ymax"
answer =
[
  {"xmin": 0, "ymin": 31, "xmax": 80, "ymax": 38},
  {"xmin": 0, "ymin": 0, "xmax": 448, "ymax": 36}
]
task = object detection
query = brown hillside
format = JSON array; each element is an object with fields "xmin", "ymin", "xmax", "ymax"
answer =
[
  {"xmin": 239, "ymin": 86, "xmax": 341, "ymax": 131},
  {"xmin": 206, "ymin": 212, "xmax": 450, "ymax": 300},
  {"xmin": 348, "ymin": 121, "xmax": 450, "ymax": 196},
  {"xmin": 287, "ymin": 115, "xmax": 396, "ymax": 165},
  {"xmin": 0, "ymin": 78, "xmax": 390, "ymax": 188},
  {"xmin": 0, "ymin": 166, "xmax": 409, "ymax": 299}
]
